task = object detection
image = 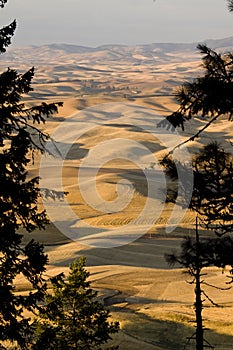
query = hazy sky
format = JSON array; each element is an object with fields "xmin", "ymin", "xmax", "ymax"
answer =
[{"xmin": 2, "ymin": 0, "xmax": 233, "ymax": 47}]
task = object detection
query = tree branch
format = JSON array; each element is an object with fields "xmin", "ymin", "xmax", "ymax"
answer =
[{"xmin": 165, "ymin": 113, "xmax": 222, "ymax": 158}]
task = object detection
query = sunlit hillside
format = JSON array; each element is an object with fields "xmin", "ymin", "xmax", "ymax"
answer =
[{"xmin": 2, "ymin": 38, "xmax": 233, "ymax": 349}]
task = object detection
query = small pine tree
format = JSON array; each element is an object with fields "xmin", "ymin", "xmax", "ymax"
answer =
[{"xmin": 36, "ymin": 257, "xmax": 119, "ymax": 350}]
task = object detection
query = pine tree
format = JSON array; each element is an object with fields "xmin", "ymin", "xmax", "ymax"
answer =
[
  {"xmin": 161, "ymin": 2, "xmax": 233, "ymax": 348},
  {"xmin": 163, "ymin": 143, "xmax": 233, "ymax": 349},
  {"xmin": 36, "ymin": 257, "xmax": 119, "ymax": 350},
  {"xmin": 0, "ymin": 1, "xmax": 62, "ymax": 348}
]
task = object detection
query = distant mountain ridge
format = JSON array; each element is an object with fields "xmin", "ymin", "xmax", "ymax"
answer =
[
  {"xmin": 1, "ymin": 36, "xmax": 233, "ymax": 67},
  {"xmin": 17, "ymin": 36, "xmax": 233, "ymax": 53}
]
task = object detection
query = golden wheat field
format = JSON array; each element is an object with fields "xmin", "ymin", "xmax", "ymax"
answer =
[{"xmin": 2, "ymin": 41, "xmax": 233, "ymax": 349}]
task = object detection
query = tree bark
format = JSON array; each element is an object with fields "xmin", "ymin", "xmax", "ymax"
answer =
[{"xmin": 195, "ymin": 216, "xmax": 204, "ymax": 350}]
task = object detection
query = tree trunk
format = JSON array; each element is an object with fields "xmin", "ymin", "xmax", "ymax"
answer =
[{"xmin": 195, "ymin": 216, "xmax": 204, "ymax": 350}]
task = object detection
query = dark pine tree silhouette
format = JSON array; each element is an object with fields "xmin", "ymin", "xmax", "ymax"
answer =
[
  {"xmin": 0, "ymin": 1, "xmax": 62, "ymax": 348},
  {"xmin": 162, "ymin": 2, "xmax": 233, "ymax": 348},
  {"xmin": 162, "ymin": 143, "xmax": 233, "ymax": 350}
]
